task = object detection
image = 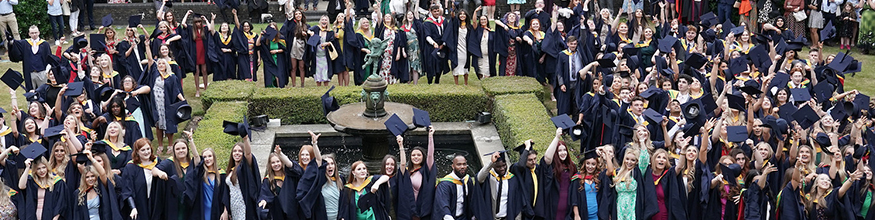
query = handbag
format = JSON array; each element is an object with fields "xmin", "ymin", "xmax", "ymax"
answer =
[
  {"xmin": 62, "ymin": 0, "xmax": 71, "ymax": 16},
  {"xmin": 734, "ymin": 1, "xmax": 741, "ymax": 8},
  {"xmin": 793, "ymin": 11, "xmax": 808, "ymax": 20},
  {"xmin": 327, "ymin": 44, "xmax": 339, "ymax": 60}
]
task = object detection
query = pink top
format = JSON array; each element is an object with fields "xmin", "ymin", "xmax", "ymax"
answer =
[
  {"xmin": 653, "ymin": 173, "xmax": 668, "ymax": 220},
  {"xmin": 409, "ymin": 134, "xmax": 435, "ymax": 200}
]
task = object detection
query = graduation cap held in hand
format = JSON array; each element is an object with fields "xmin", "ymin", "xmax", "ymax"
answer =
[
  {"xmin": 102, "ymin": 14, "xmax": 113, "ymax": 27},
  {"xmin": 44, "ymin": 125, "xmax": 65, "ymax": 139},
  {"xmin": 719, "ymin": 163, "xmax": 742, "ymax": 186},
  {"xmin": 223, "ymin": 116, "xmax": 251, "ymax": 139},
  {"xmin": 170, "ymin": 101, "xmax": 192, "ymax": 121},
  {"xmin": 727, "ymin": 93, "xmax": 746, "ymax": 111},
  {"xmin": 64, "ymin": 82, "xmax": 85, "ymax": 97},
  {"xmin": 21, "ymin": 142, "xmax": 47, "ymax": 159},
  {"xmin": 412, "ymin": 108, "xmax": 431, "ymax": 127},
  {"xmin": 778, "ymin": 103, "xmax": 798, "ymax": 121},
  {"xmin": 264, "ymin": 26, "xmax": 278, "ymax": 40},
  {"xmin": 643, "ymin": 109, "xmax": 664, "ymax": 125},
  {"xmin": 357, "ymin": 192, "xmax": 378, "ymax": 211},
  {"xmin": 384, "ymin": 114, "xmax": 409, "ymax": 136},
  {"xmin": 321, "ymin": 86, "xmax": 339, "ymax": 117},
  {"xmin": 740, "ymin": 80, "xmax": 763, "ymax": 95},
  {"xmin": 790, "ymin": 88, "xmax": 812, "ymax": 103},
  {"xmin": 551, "ymin": 114, "xmax": 576, "ymax": 130},
  {"xmin": 1, "ymin": 68, "xmax": 24, "ymax": 90},
  {"xmin": 129, "ymin": 14, "xmax": 143, "ymax": 28},
  {"xmin": 90, "ymin": 34, "xmax": 107, "ymax": 51},
  {"xmin": 685, "ymin": 53, "xmax": 708, "ymax": 70},
  {"xmin": 596, "ymin": 58, "xmax": 616, "ymax": 68}
]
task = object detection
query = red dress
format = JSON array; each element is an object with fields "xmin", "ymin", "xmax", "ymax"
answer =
[{"xmin": 195, "ymin": 31, "xmax": 206, "ymax": 65}]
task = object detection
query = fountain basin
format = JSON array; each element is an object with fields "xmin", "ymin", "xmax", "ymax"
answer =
[{"xmin": 326, "ymin": 102, "xmax": 416, "ymax": 135}]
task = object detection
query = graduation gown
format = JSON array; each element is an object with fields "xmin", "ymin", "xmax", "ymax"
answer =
[
  {"xmin": 259, "ymin": 166, "xmax": 302, "ymax": 220},
  {"xmin": 543, "ymin": 28, "xmax": 567, "ymax": 86},
  {"xmin": 555, "ymin": 50, "xmax": 584, "ymax": 117},
  {"xmin": 221, "ymin": 157, "xmax": 261, "ymax": 220},
  {"xmin": 510, "ymin": 150, "xmax": 553, "ymax": 219},
  {"xmin": 21, "ymin": 175, "xmax": 67, "ymax": 220},
  {"xmin": 9, "ymin": 39, "xmax": 52, "ymax": 91},
  {"xmin": 209, "ymin": 32, "xmax": 238, "ymax": 81},
  {"xmin": 147, "ymin": 69, "xmax": 183, "ymax": 134},
  {"xmin": 643, "ymin": 166, "xmax": 687, "ymax": 220},
  {"xmin": 94, "ymin": 113, "xmax": 143, "ymax": 146},
  {"xmin": 743, "ymin": 179, "xmax": 770, "ymax": 220},
  {"xmin": 338, "ymin": 175, "xmax": 392, "ymax": 220},
  {"xmin": 72, "ymin": 179, "xmax": 123, "ymax": 220},
  {"xmin": 308, "ymin": 26, "xmax": 340, "ymax": 81},
  {"xmin": 598, "ymin": 167, "xmax": 659, "ymax": 220},
  {"xmin": 442, "ymin": 18, "xmax": 472, "ymax": 71},
  {"xmin": 233, "ymin": 28, "xmax": 258, "ymax": 80},
  {"xmin": 298, "ymin": 160, "xmax": 333, "ymax": 220},
  {"xmin": 183, "ymin": 157, "xmax": 227, "ymax": 220},
  {"xmin": 342, "ymin": 17, "xmax": 371, "ymax": 85},
  {"xmin": 776, "ymin": 182, "xmax": 806, "ymax": 220},
  {"xmin": 422, "ymin": 17, "xmax": 449, "ymax": 79},
  {"xmin": 432, "ymin": 174, "xmax": 491, "ymax": 220},
  {"xmin": 469, "ymin": 27, "xmax": 496, "ymax": 77},
  {"xmin": 178, "ymin": 25, "xmax": 210, "ymax": 75},
  {"xmin": 683, "ymin": 160, "xmax": 710, "ymax": 220},
  {"xmin": 520, "ymin": 30, "xmax": 546, "ymax": 83},
  {"xmin": 121, "ymin": 160, "xmax": 169, "ymax": 220},
  {"xmin": 569, "ymin": 171, "xmax": 610, "ymax": 220},
  {"xmin": 493, "ymin": 23, "xmax": 520, "ymax": 76},
  {"xmin": 258, "ymin": 37, "xmax": 290, "ymax": 88},
  {"xmin": 102, "ymin": 141, "xmax": 133, "ymax": 171},
  {"xmin": 395, "ymin": 162, "xmax": 437, "ymax": 219},
  {"xmin": 579, "ymin": 91, "xmax": 618, "ymax": 152}
]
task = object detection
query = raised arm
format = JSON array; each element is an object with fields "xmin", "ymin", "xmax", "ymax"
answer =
[
  {"xmin": 181, "ymin": 10, "xmax": 192, "ymax": 28},
  {"xmin": 309, "ymin": 131, "xmax": 322, "ymax": 166},
  {"xmin": 427, "ymin": 126, "xmax": 435, "ymax": 168},
  {"xmin": 544, "ymin": 127, "xmax": 562, "ymax": 165},
  {"xmin": 839, "ymin": 170, "xmax": 862, "ymax": 198},
  {"xmin": 275, "ymin": 145, "xmax": 294, "ymax": 168},
  {"xmin": 700, "ymin": 118, "xmax": 717, "ymax": 164},
  {"xmin": 397, "ymin": 135, "xmax": 407, "ymax": 173},
  {"xmin": 19, "ymin": 158, "xmax": 31, "ymax": 190},
  {"xmin": 232, "ymin": 9, "xmax": 241, "ymax": 29},
  {"xmin": 243, "ymin": 134, "xmax": 252, "ymax": 165},
  {"xmin": 0, "ymin": 147, "xmax": 16, "ymax": 167},
  {"xmin": 185, "ymin": 130, "xmax": 200, "ymax": 165}
]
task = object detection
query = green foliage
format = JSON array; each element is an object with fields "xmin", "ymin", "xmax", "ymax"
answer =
[
  {"xmin": 201, "ymin": 80, "xmax": 258, "ymax": 110},
  {"xmin": 193, "ymin": 101, "xmax": 249, "ymax": 168},
  {"xmin": 481, "ymin": 76, "xmax": 545, "ymax": 99},
  {"xmin": 492, "ymin": 94, "xmax": 555, "ymax": 158},
  {"xmin": 15, "ymin": 0, "xmax": 50, "ymax": 39},
  {"xmin": 248, "ymin": 84, "xmax": 488, "ymax": 124}
]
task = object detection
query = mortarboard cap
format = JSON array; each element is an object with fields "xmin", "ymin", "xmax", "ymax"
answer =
[
  {"xmin": 129, "ymin": 14, "xmax": 142, "ymax": 28},
  {"xmin": 719, "ymin": 163, "xmax": 742, "ymax": 186},
  {"xmin": 643, "ymin": 109, "xmax": 664, "ymax": 124},
  {"xmin": 699, "ymin": 94, "xmax": 718, "ymax": 114},
  {"xmin": 658, "ymin": 36, "xmax": 678, "ymax": 54},
  {"xmin": 514, "ymin": 141, "xmax": 534, "ymax": 153},
  {"xmin": 618, "ymin": 71, "xmax": 631, "ymax": 78},
  {"xmin": 412, "ymin": 108, "xmax": 431, "ymax": 127},
  {"xmin": 682, "ymin": 118, "xmax": 705, "ymax": 137},
  {"xmin": 73, "ymin": 153, "xmax": 90, "ymax": 164},
  {"xmin": 626, "ymin": 56, "xmax": 640, "ymax": 71},
  {"xmin": 90, "ymin": 34, "xmax": 107, "ymax": 51},
  {"xmin": 321, "ymin": 86, "xmax": 339, "ymax": 116},
  {"xmin": 21, "ymin": 142, "xmax": 47, "ymax": 159},
  {"xmin": 45, "ymin": 125, "xmax": 65, "ymax": 139},
  {"xmin": 754, "ymin": 33, "xmax": 772, "ymax": 45},
  {"xmin": 0, "ymin": 107, "xmax": 5, "ymax": 114},
  {"xmin": 1, "ymin": 68, "xmax": 24, "ymax": 90},
  {"xmin": 727, "ymin": 93, "xmax": 746, "ymax": 110},
  {"xmin": 551, "ymin": 114, "xmax": 576, "ymax": 130},
  {"xmin": 854, "ymin": 93, "xmax": 870, "ymax": 112},
  {"xmin": 596, "ymin": 58, "xmax": 616, "ymax": 68},
  {"xmin": 170, "ymin": 101, "xmax": 192, "ymax": 121},
  {"xmin": 431, "ymin": 46, "xmax": 448, "ymax": 59},
  {"xmin": 685, "ymin": 53, "xmax": 708, "ymax": 70},
  {"xmin": 740, "ymin": 80, "xmax": 763, "ymax": 95},
  {"xmin": 748, "ymin": 45, "xmax": 773, "ymax": 71},
  {"xmin": 786, "ymin": 41, "xmax": 805, "ymax": 52},
  {"xmin": 582, "ymin": 149, "xmax": 599, "ymax": 161},
  {"xmin": 812, "ymin": 82, "xmax": 835, "ymax": 102},
  {"xmin": 639, "ymin": 86, "xmax": 662, "ymax": 99},
  {"xmin": 821, "ymin": 21, "xmax": 836, "ymax": 42},
  {"xmin": 814, "ymin": 132, "xmax": 832, "ymax": 147},
  {"xmin": 681, "ymin": 98, "xmax": 704, "ymax": 121},
  {"xmin": 622, "ymin": 46, "xmax": 640, "ymax": 57},
  {"xmin": 97, "ymin": 86, "xmax": 114, "ymax": 102},
  {"xmin": 722, "ymin": 21, "xmax": 736, "ymax": 38},
  {"xmin": 102, "ymin": 14, "xmax": 113, "ymax": 27},
  {"xmin": 792, "ymin": 105, "xmax": 821, "ymax": 129},
  {"xmin": 778, "ymin": 103, "xmax": 797, "ymax": 121},
  {"xmin": 702, "ymin": 29, "xmax": 718, "ymax": 43},
  {"xmin": 790, "ymin": 88, "xmax": 812, "ymax": 103},
  {"xmin": 91, "ymin": 140, "xmax": 108, "ymax": 154},
  {"xmin": 222, "ymin": 116, "xmax": 251, "ymax": 138},
  {"xmin": 768, "ymin": 73, "xmax": 790, "ymax": 95},
  {"xmin": 264, "ymin": 26, "xmax": 278, "ymax": 40},
  {"xmin": 307, "ymin": 35, "xmax": 321, "ymax": 47},
  {"xmin": 726, "ymin": 126, "xmax": 748, "ymax": 142},
  {"xmin": 73, "ymin": 35, "xmax": 88, "ymax": 50},
  {"xmin": 830, "ymin": 101, "xmax": 849, "ymax": 121},
  {"xmin": 730, "ymin": 26, "xmax": 745, "ymax": 36},
  {"xmin": 483, "ymin": 150, "xmax": 509, "ymax": 162},
  {"xmin": 828, "ymin": 52, "xmax": 854, "ymax": 73},
  {"xmin": 700, "ymin": 12, "xmax": 718, "ymax": 27},
  {"xmin": 775, "ymin": 41, "xmax": 788, "ymax": 55},
  {"xmin": 384, "ymin": 114, "xmax": 409, "ymax": 136},
  {"xmin": 357, "ymin": 192, "xmax": 378, "ymax": 211},
  {"xmin": 23, "ymin": 92, "xmax": 39, "ymax": 102},
  {"xmin": 64, "ymin": 82, "xmax": 85, "ymax": 97},
  {"xmin": 729, "ymin": 58, "xmax": 750, "ymax": 76}
]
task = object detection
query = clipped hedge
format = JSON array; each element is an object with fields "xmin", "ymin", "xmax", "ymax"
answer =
[
  {"xmin": 481, "ymin": 76, "xmax": 545, "ymax": 99},
  {"xmin": 15, "ymin": 0, "xmax": 50, "ymax": 39},
  {"xmin": 249, "ymin": 84, "xmax": 488, "ymax": 124},
  {"xmin": 201, "ymin": 80, "xmax": 258, "ymax": 110},
  {"xmin": 193, "ymin": 101, "xmax": 249, "ymax": 168},
  {"xmin": 493, "ymin": 93, "xmax": 555, "ymax": 156}
]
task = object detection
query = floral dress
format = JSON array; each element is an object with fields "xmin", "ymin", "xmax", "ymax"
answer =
[
  {"xmin": 380, "ymin": 28, "xmax": 396, "ymax": 84},
  {"xmin": 0, "ymin": 201, "xmax": 15, "ymax": 220},
  {"xmin": 617, "ymin": 180, "xmax": 638, "ymax": 220},
  {"xmin": 405, "ymin": 30, "xmax": 421, "ymax": 76}
]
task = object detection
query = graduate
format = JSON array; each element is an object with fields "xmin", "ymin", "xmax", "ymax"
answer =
[
  {"xmin": 470, "ymin": 11, "xmax": 495, "ymax": 79},
  {"xmin": 71, "ymin": 151, "xmax": 123, "ymax": 220},
  {"xmin": 401, "ymin": 11, "xmax": 424, "ymax": 84},
  {"xmin": 207, "ymin": 14, "xmax": 238, "ymax": 82},
  {"xmin": 520, "ymin": 18, "xmax": 547, "ymax": 84},
  {"xmin": 343, "ymin": 10, "xmax": 375, "ymax": 85},
  {"xmin": 118, "ymin": 25, "xmax": 150, "ymax": 86},
  {"xmin": 9, "ymin": 26, "xmax": 52, "ymax": 91},
  {"xmin": 394, "ymin": 125, "xmax": 436, "ymax": 220},
  {"xmin": 511, "ymin": 133, "xmax": 560, "ymax": 220},
  {"xmin": 332, "ymin": 12, "xmax": 352, "ymax": 86},
  {"xmin": 422, "ymin": 5, "xmax": 448, "ymax": 84},
  {"xmin": 310, "ymin": 15, "xmax": 340, "ymax": 86},
  {"xmin": 144, "ymin": 46, "xmax": 186, "ymax": 154},
  {"xmin": 257, "ymin": 147, "xmax": 301, "ymax": 220},
  {"xmin": 92, "ymin": 97, "xmax": 143, "ymax": 146},
  {"xmin": 477, "ymin": 151, "xmax": 526, "ymax": 220},
  {"xmin": 298, "ymin": 131, "xmax": 344, "ymax": 220},
  {"xmin": 642, "ymin": 148, "xmax": 687, "ymax": 220},
  {"xmin": 547, "ymin": 141, "xmax": 578, "ymax": 220},
  {"xmin": 494, "ymin": 12, "xmax": 522, "ymax": 77},
  {"xmin": 178, "ymin": 12, "xmax": 212, "ymax": 97},
  {"xmin": 183, "ymin": 145, "xmax": 226, "ymax": 220},
  {"xmin": 284, "ymin": 10, "xmax": 310, "ymax": 87},
  {"xmin": 434, "ymin": 153, "xmax": 481, "ymax": 220},
  {"xmin": 231, "ymin": 9, "xmax": 259, "ymax": 81},
  {"xmin": 156, "ymin": 136, "xmax": 200, "ymax": 220},
  {"xmin": 542, "ymin": 9, "xmax": 568, "ymax": 97},
  {"xmin": 256, "ymin": 25, "xmax": 289, "ymax": 88},
  {"xmin": 555, "ymin": 35, "xmax": 584, "ymax": 116},
  {"xmin": 600, "ymin": 143, "xmax": 659, "ymax": 220},
  {"xmin": 319, "ymin": 153, "xmax": 344, "ymax": 220},
  {"xmin": 220, "ymin": 127, "xmax": 261, "ymax": 220},
  {"xmin": 149, "ymin": 21, "xmax": 182, "ymax": 65},
  {"xmin": 95, "ymin": 121, "xmax": 133, "ymax": 172},
  {"xmin": 0, "ymin": 146, "xmax": 20, "ymax": 213},
  {"xmin": 18, "ymin": 155, "xmax": 69, "ymax": 220},
  {"xmin": 120, "ymin": 138, "xmax": 170, "ymax": 220},
  {"xmin": 568, "ymin": 149, "xmax": 610, "ymax": 220},
  {"xmin": 337, "ymin": 161, "xmax": 392, "ymax": 220},
  {"xmin": 443, "ymin": 8, "xmax": 472, "ymax": 86},
  {"xmin": 117, "ymin": 75, "xmax": 153, "ymax": 140}
]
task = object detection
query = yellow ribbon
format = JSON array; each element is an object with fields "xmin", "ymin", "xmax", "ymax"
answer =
[
  {"xmin": 137, "ymin": 158, "xmax": 158, "ymax": 170},
  {"xmin": 344, "ymin": 176, "xmax": 373, "ymax": 192}
]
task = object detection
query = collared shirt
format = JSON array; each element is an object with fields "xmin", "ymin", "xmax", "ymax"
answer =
[
  {"xmin": 570, "ymin": 51, "xmax": 582, "ymax": 82},
  {"xmin": 489, "ymin": 171, "xmax": 510, "ymax": 218},
  {"xmin": 46, "ymin": 0, "xmax": 62, "ymax": 16},
  {"xmin": 451, "ymin": 172, "xmax": 466, "ymax": 217},
  {"xmin": 822, "ymin": 0, "xmax": 844, "ymax": 14},
  {"xmin": 0, "ymin": 0, "xmax": 18, "ymax": 15}
]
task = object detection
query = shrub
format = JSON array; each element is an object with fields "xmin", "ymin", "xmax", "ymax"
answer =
[
  {"xmin": 201, "ymin": 80, "xmax": 258, "ymax": 110},
  {"xmin": 492, "ymin": 93, "xmax": 555, "ymax": 159},
  {"xmin": 15, "ymin": 0, "xmax": 51, "ymax": 39},
  {"xmin": 481, "ymin": 76, "xmax": 545, "ymax": 99},
  {"xmin": 248, "ymin": 84, "xmax": 488, "ymax": 124},
  {"xmin": 193, "ymin": 101, "xmax": 249, "ymax": 168}
]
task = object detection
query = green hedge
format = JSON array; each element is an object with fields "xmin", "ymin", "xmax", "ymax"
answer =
[
  {"xmin": 493, "ymin": 93, "xmax": 555, "ymax": 157},
  {"xmin": 481, "ymin": 76, "xmax": 545, "ymax": 100},
  {"xmin": 248, "ymin": 84, "xmax": 489, "ymax": 124},
  {"xmin": 15, "ymin": 0, "xmax": 50, "ymax": 39},
  {"xmin": 201, "ymin": 80, "xmax": 258, "ymax": 110},
  {"xmin": 193, "ymin": 101, "xmax": 249, "ymax": 168}
]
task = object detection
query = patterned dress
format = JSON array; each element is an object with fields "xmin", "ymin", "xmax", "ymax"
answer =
[
  {"xmin": 315, "ymin": 34, "xmax": 330, "ymax": 82},
  {"xmin": 617, "ymin": 180, "xmax": 638, "ymax": 220},
  {"xmin": 380, "ymin": 28, "xmax": 396, "ymax": 84},
  {"xmin": 0, "ymin": 201, "xmax": 15, "ymax": 220},
  {"xmin": 153, "ymin": 76, "xmax": 166, "ymax": 130},
  {"xmin": 405, "ymin": 30, "xmax": 422, "ymax": 76},
  {"xmin": 226, "ymin": 176, "xmax": 246, "ymax": 220}
]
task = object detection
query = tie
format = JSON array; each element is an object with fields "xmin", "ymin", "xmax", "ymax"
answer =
[
  {"xmin": 531, "ymin": 168, "xmax": 538, "ymax": 206},
  {"xmin": 461, "ymin": 181, "xmax": 468, "ymax": 217},
  {"xmin": 495, "ymin": 177, "xmax": 504, "ymax": 214},
  {"xmin": 571, "ymin": 53, "xmax": 578, "ymax": 81}
]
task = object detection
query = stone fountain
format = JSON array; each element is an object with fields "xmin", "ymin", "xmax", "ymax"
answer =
[{"xmin": 326, "ymin": 75, "xmax": 415, "ymax": 172}]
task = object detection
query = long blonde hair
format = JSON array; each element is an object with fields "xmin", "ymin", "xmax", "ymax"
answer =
[
  {"xmin": 77, "ymin": 166, "xmax": 100, "ymax": 205},
  {"xmin": 613, "ymin": 149, "xmax": 640, "ymax": 185},
  {"xmin": 31, "ymin": 157, "xmax": 55, "ymax": 191},
  {"xmin": 806, "ymin": 174, "xmax": 832, "ymax": 209},
  {"xmin": 48, "ymin": 142, "xmax": 68, "ymax": 180},
  {"xmin": 103, "ymin": 122, "xmax": 126, "ymax": 148}
]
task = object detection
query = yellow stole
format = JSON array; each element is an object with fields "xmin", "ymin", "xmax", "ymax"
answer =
[
  {"xmin": 344, "ymin": 176, "xmax": 374, "ymax": 192},
  {"xmin": 137, "ymin": 158, "xmax": 158, "ymax": 170}
]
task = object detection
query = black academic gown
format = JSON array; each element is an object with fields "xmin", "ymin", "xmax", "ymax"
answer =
[
  {"xmin": 683, "ymin": 160, "xmax": 710, "ymax": 220},
  {"xmin": 776, "ymin": 182, "xmax": 806, "ymax": 220},
  {"xmin": 599, "ymin": 167, "xmax": 659, "ymax": 220},
  {"xmin": 258, "ymin": 36, "xmax": 290, "ymax": 88},
  {"xmin": 469, "ymin": 27, "xmax": 496, "ymax": 77},
  {"xmin": 299, "ymin": 160, "xmax": 334, "ymax": 220},
  {"xmin": 233, "ymin": 28, "xmax": 258, "ymax": 81},
  {"xmin": 94, "ymin": 113, "xmax": 143, "ymax": 146},
  {"xmin": 9, "ymin": 39, "xmax": 51, "ymax": 91},
  {"xmin": 221, "ymin": 157, "xmax": 261, "ymax": 220},
  {"xmin": 209, "ymin": 32, "xmax": 238, "ymax": 81},
  {"xmin": 510, "ymin": 150, "xmax": 553, "ymax": 220},
  {"xmin": 543, "ymin": 28, "xmax": 567, "ymax": 86},
  {"xmin": 442, "ymin": 18, "xmax": 472, "ymax": 73},
  {"xmin": 396, "ymin": 162, "xmax": 437, "ymax": 219},
  {"xmin": 183, "ymin": 157, "xmax": 227, "ymax": 220},
  {"xmin": 121, "ymin": 160, "xmax": 168, "ymax": 220},
  {"xmin": 743, "ymin": 179, "xmax": 770, "ymax": 220},
  {"xmin": 568, "ymin": 171, "xmax": 610, "ymax": 220},
  {"xmin": 422, "ymin": 17, "xmax": 449, "ymax": 80},
  {"xmin": 432, "ymin": 174, "xmax": 491, "ymax": 220},
  {"xmin": 494, "ymin": 23, "xmax": 520, "ymax": 76},
  {"xmin": 72, "ymin": 179, "xmax": 123, "ymax": 220},
  {"xmin": 342, "ymin": 17, "xmax": 370, "ymax": 85},
  {"xmin": 520, "ymin": 30, "xmax": 546, "ymax": 83},
  {"xmin": 259, "ymin": 165, "xmax": 302, "ymax": 220},
  {"xmin": 21, "ymin": 176, "xmax": 68, "ymax": 220},
  {"xmin": 338, "ymin": 175, "xmax": 392, "ymax": 220},
  {"xmin": 555, "ymin": 50, "xmax": 583, "ymax": 117},
  {"xmin": 103, "ymin": 142, "xmax": 133, "ymax": 171},
  {"xmin": 308, "ymin": 26, "xmax": 340, "ymax": 82},
  {"xmin": 146, "ymin": 68, "xmax": 183, "ymax": 134},
  {"xmin": 643, "ymin": 166, "xmax": 687, "ymax": 220}
]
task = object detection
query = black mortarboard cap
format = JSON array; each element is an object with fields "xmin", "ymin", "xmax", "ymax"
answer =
[
  {"xmin": 720, "ymin": 163, "xmax": 742, "ymax": 186},
  {"xmin": 821, "ymin": 21, "xmax": 836, "ymax": 42},
  {"xmin": 97, "ymin": 86, "xmax": 113, "ymax": 102},
  {"xmin": 73, "ymin": 153, "xmax": 90, "ymax": 164},
  {"xmin": 321, "ymin": 86, "xmax": 339, "ymax": 116},
  {"xmin": 730, "ymin": 26, "xmax": 745, "ymax": 36},
  {"xmin": 604, "ymin": 42, "xmax": 617, "ymax": 53},
  {"xmin": 682, "ymin": 118, "xmax": 705, "ymax": 137},
  {"xmin": 102, "ymin": 14, "xmax": 113, "ymax": 27},
  {"xmin": 222, "ymin": 117, "xmax": 251, "ymax": 138},
  {"xmin": 790, "ymin": 88, "xmax": 812, "ymax": 103},
  {"xmin": 685, "ymin": 53, "xmax": 708, "ymax": 69},
  {"xmin": 754, "ymin": 33, "xmax": 772, "ymax": 45},
  {"xmin": 810, "ymin": 83, "xmax": 834, "ymax": 104},
  {"xmin": 786, "ymin": 41, "xmax": 805, "ymax": 52},
  {"xmin": 73, "ymin": 35, "xmax": 88, "ymax": 50},
  {"xmin": 551, "ymin": 114, "xmax": 576, "ymax": 130},
  {"xmin": 596, "ymin": 58, "xmax": 616, "ymax": 68},
  {"xmin": 854, "ymin": 93, "xmax": 870, "ymax": 112},
  {"xmin": 91, "ymin": 140, "xmax": 108, "ymax": 154},
  {"xmin": 622, "ymin": 45, "xmax": 640, "ymax": 57},
  {"xmin": 643, "ymin": 109, "xmax": 664, "ymax": 124},
  {"xmin": 814, "ymin": 132, "xmax": 831, "ymax": 147},
  {"xmin": 23, "ymin": 92, "xmax": 38, "ymax": 102},
  {"xmin": 847, "ymin": 60, "xmax": 862, "ymax": 75},
  {"xmin": 21, "ymin": 142, "xmax": 47, "ymax": 159},
  {"xmin": 44, "ymin": 125, "xmax": 65, "ymax": 139},
  {"xmin": 431, "ymin": 46, "xmax": 448, "ymax": 59},
  {"xmin": 768, "ymin": 73, "xmax": 790, "ymax": 95},
  {"xmin": 384, "ymin": 114, "xmax": 409, "ymax": 136},
  {"xmin": 264, "ymin": 26, "xmax": 278, "ymax": 40},
  {"xmin": 658, "ymin": 36, "xmax": 678, "ymax": 54},
  {"xmin": 357, "ymin": 192, "xmax": 378, "ymax": 210},
  {"xmin": 1, "ymin": 68, "xmax": 23, "ymax": 90},
  {"xmin": 626, "ymin": 56, "xmax": 640, "ymax": 71},
  {"xmin": 722, "ymin": 21, "xmax": 736, "ymax": 38},
  {"xmin": 582, "ymin": 149, "xmax": 599, "ymax": 161},
  {"xmin": 0, "ymin": 107, "xmax": 5, "ymax": 114},
  {"xmin": 125, "ymin": 97, "xmax": 140, "ymax": 113},
  {"xmin": 170, "ymin": 101, "xmax": 192, "ymax": 121},
  {"xmin": 640, "ymin": 86, "xmax": 662, "ymax": 99},
  {"xmin": 618, "ymin": 71, "xmax": 631, "ymax": 78},
  {"xmin": 749, "ymin": 45, "xmax": 772, "ymax": 71},
  {"xmin": 513, "ymin": 141, "xmax": 534, "ymax": 153},
  {"xmin": 702, "ymin": 29, "xmax": 718, "ymax": 43},
  {"xmin": 128, "ymin": 15, "xmax": 142, "ymax": 28},
  {"xmin": 740, "ymin": 80, "xmax": 763, "ymax": 95},
  {"xmin": 778, "ymin": 103, "xmax": 797, "ymax": 121},
  {"xmin": 412, "ymin": 108, "xmax": 431, "ymax": 127},
  {"xmin": 830, "ymin": 101, "xmax": 848, "ymax": 121},
  {"xmin": 700, "ymin": 94, "xmax": 718, "ymax": 114},
  {"xmin": 775, "ymin": 41, "xmax": 788, "ymax": 55},
  {"xmin": 726, "ymin": 126, "xmax": 748, "ymax": 142},
  {"xmin": 828, "ymin": 52, "xmax": 853, "ymax": 73},
  {"xmin": 792, "ymin": 105, "xmax": 821, "ymax": 129},
  {"xmin": 307, "ymin": 35, "xmax": 321, "ymax": 47},
  {"xmin": 64, "ymin": 82, "xmax": 84, "ymax": 96},
  {"xmin": 705, "ymin": 41, "xmax": 721, "ymax": 56},
  {"xmin": 150, "ymin": 29, "xmax": 163, "ymax": 39},
  {"xmin": 90, "ymin": 34, "xmax": 107, "ymax": 51},
  {"xmin": 727, "ymin": 93, "xmax": 746, "ymax": 110},
  {"xmin": 681, "ymin": 98, "xmax": 704, "ymax": 121},
  {"xmin": 729, "ymin": 58, "xmax": 749, "ymax": 76},
  {"xmin": 700, "ymin": 12, "xmax": 718, "ymax": 27}
]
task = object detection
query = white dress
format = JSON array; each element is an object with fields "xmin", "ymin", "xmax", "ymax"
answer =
[
  {"xmin": 477, "ymin": 31, "xmax": 490, "ymax": 76},
  {"xmin": 226, "ymin": 176, "xmax": 246, "ymax": 220},
  {"xmin": 453, "ymin": 28, "xmax": 469, "ymax": 76}
]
